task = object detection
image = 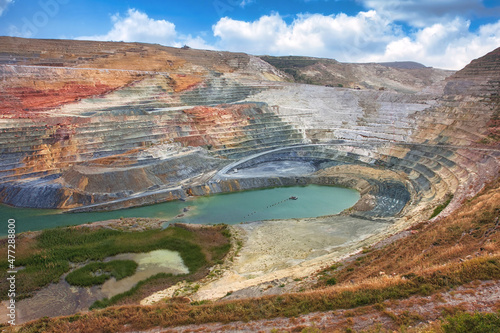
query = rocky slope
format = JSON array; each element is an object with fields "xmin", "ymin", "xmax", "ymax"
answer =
[
  {"xmin": 0, "ymin": 36, "xmax": 497, "ymax": 235},
  {"xmin": 1, "ymin": 37, "xmax": 500, "ymax": 331},
  {"xmin": 1, "ymin": 37, "xmax": 497, "ymax": 217},
  {"xmin": 259, "ymin": 55, "xmax": 454, "ymax": 93}
]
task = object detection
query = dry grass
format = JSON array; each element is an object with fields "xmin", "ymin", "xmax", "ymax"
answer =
[
  {"xmin": 14, "ymin": 255, "xmax": 500, "ymax": 333},
  {"xmin": 320, "ymin": 174, "xmax": 500, "ymax": 286}
]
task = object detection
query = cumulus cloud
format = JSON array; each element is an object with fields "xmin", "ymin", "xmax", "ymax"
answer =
[
  {"xmin": 77, "ymin": 9, "xmax": 177, "ymax": 44},
  {"xmin": 359, "ymin": 0, "xmax": 500, "ymax": 27},
  {"xmin": 371, "ymin": 18, "xmax": 500, "ymax": 69},
  {"xmin": 0, "ymin": 0, "xmax": 13, "ymax": 16},
  {"xmin": 76, "ymin": 9, "xmax": 213, "ymax": 49},
  {"xmin": 212, "ymin": 11, "xmax": 500, "ymax": 69},
  {"xmin": 73, "ymin": 7, "xmax": 500, "ymax": 70},
  {"xmin": 213, "ymin": 11, "xmax": 400, "ymax": 58}
]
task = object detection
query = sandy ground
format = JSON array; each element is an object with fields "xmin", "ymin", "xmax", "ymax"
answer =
[{"xmin": 142, "ymin": 215, "xmax": 393, "ymax": 304}]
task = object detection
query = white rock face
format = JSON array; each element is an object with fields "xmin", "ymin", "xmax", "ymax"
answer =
[{"xmin": 244, "ymin": 82, "xmax": 437, "ymax": 142}]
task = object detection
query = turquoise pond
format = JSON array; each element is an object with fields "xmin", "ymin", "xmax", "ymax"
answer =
[{"xmin": 0, "ymin": 185, "xmax": 360, "ymax": 236}]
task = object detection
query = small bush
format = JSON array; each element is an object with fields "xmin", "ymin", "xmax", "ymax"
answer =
[
  {"xmin": 329, "ymin": 263, "xmax": 343, "ymax": 271},
  {"xmin": 326, "ymin": 277, "xmax": 337, "ymax": 285},
  {"xmin": 65, "ymin": 260, "xmax": 138, "ymax": 287},
  {"xmin": 431, "ymin": 195, "xmax": 453, "ymax": 218},
  {"xmin": 442, "ymin": 312, "xmax": 500, "ymax": 333}
]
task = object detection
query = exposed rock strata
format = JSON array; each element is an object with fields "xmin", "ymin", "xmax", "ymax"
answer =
[
  {"xmin": 0, "ymin": 38, "xmax": 498, "ymax": 223},
  {"xmin": 1, "ymin": 37, "xmax": 500, "ymax": 314}
]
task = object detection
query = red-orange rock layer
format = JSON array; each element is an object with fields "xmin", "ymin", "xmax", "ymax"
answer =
[
  {"xmin": 8, "ymin": 103, "xmax": 262, "ymax": 178},
  {"xmin": 173, "ymin": 104, "xmax": 257, "ymax": 147},
  {"xmin": 0, "ymin": 83, "xmax": 116, "ymax": 116},
  {"xmin": 171, "ymin": 74, "xmax": 204, "ymax": 92}
]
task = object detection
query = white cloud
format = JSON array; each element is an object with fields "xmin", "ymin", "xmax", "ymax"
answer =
[
  {"xmin": 212, "ymin": 12, "xmax": 500, "ymax": 69},
  {"xmin": 77, "ymin": 9, "xmax": 177, "ymax": 44},
  {"xmin": 181, "ymin": 35, "xmax": 215, "ymax": 50},
  {"xmin": 76, "ymin": 9, "xmax": 213, "ymax": 49},
  {"xmin": 73, "ymin": 7, "xmax": 500, "ymax": 70},
  {"xmin": 370, "ymin": 18, "xmax": 500, "ymax": 69},
  {"xmin": 359, "ymin": 0, "xmax": 500, "ymax": 27},
  {"xmin": 8, "ymin": 24, "xmax": 32, "ymax": 38},
  {"xmin": 239, "ymin": 0, "xmax": 254, "ymax": 8},
  {"xmin": 0, "ymin": 0, "xmax": 13, "ymax": 16},
  {"xmin": 213, "ymin": 11, "xmax": 400, "ymax": 58}
]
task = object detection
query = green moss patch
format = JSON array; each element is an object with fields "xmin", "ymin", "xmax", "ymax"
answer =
[
  {"xmin": 0, "ymin": 224, "xmax": 230, "ymax": 301},
  {"xmin": 65, "ymin": 260, "xmax": 138, "ymax": 287}
]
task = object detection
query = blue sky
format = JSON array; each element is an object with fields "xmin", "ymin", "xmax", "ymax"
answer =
[{"xmin": 1, "ymin": 0, "xmax": 499, "ymax": 69}]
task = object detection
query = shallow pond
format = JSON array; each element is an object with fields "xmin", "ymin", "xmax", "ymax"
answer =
[
  {"xmin": 101, "ymin": 249, "xmax": 189, "ymax": 298},
  {"xmin": 0, "ymin": 185, "xmax": 360, "ymax": 236},
  {"xmin": 9, "ymin": 249, "xmax": 189, "ymax": 324}
]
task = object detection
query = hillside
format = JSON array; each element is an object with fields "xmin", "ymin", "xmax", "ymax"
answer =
[
  {"xmin": 0, "ymin": 37, "xmax": 499, "ymax": 332},
  {"xmin": 259, "ymin": 55, "xmax": 453, "ymax": 93}
]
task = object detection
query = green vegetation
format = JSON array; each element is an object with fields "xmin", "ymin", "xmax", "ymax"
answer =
[
  {"xmin": 90, "ymin": 272, "xmax": 174, "ymax": 309},
  {"xmin": 442, "ymin": 311, "xmax": 500, "ymax": 333},
  {"xmin": 325, "ymin": 277, "xmax": 337, "ymax": 285},
  {"xmin": 17, "ymin": 256, "xmax": 500, "ymax": 332},
  {"xmin": 430, "ymin": 195, "xmax": 453, "ymax": 218},
  {"xmin": 65, "ymin": 260, "xmax": 138, "ymax": 287},
  {"xmin": 0, "ymin": 224, "xmax": 230, "ymax": 300}
]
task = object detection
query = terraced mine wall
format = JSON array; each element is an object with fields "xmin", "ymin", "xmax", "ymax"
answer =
[
  {"xmin": 68, "ymin": 144, "xmax": 421, "ymax": 221},
  {"xmin": 0, "ymin": 38, "xmax": 499, "ymax": 227},
  {"xmin": 69, "ymin": 171, "xmax": 411, "ymax": 221}
]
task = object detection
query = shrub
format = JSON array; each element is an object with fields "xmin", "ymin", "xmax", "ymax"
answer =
[
  {"xmin": 442, "ymin": 312, "xmax": 500, "ymax": 333},
  {"xmin": 65, "ymin": 260, "xmax": 138, "ymax": 287},
  {"xmin": 326, "ymin": 277, "xmax": 337, "ymax": 285},
  {"xmin": 430, "ymin": 195, "xmax": 453, "ymax": 218}
]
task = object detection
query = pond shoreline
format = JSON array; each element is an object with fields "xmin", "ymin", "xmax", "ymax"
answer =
[{"xmin": 0, "ymin": 184, "xmax": 363, "ymax": 236}]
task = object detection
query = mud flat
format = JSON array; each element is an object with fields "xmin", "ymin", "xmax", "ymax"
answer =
[
  {"xmin": 233, "ymin": 216, "xmax": 389, "ymax": 278},
  {"xmin": 143, "ymin": 214, "xmax": 394, "ymax": 304}
]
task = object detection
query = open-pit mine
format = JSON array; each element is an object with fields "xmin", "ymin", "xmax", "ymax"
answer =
[{"xmin": 0, "ymin": 37, "xmax": 499, "ymax": 331}]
